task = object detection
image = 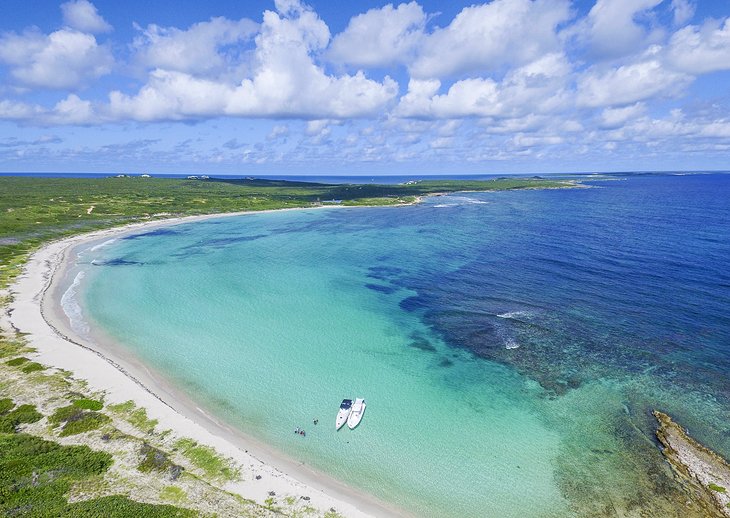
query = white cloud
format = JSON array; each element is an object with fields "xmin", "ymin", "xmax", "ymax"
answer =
[
  {"xmin": 599, "ymin": 103, "xmax": 646, "ymax": 128},
  {"xmin": 47, "ymin": 94, "xmax": 95, "ymax": 124},
  {"xmin": 133, "ymin": 17, "xmax": 258, "ymax": 76},
  {"xmin": 107, "ymin": 1, "xmax": 397, "ymax": 121},
  {"xmin": 0, "ymin": 99, "xmax": 41, "ymax": 120},
  {"xmin": 61, "ymin": 0, "xmax": 112, "ymax": 33},
  {"xmin": 268, "ymin": 124, "xmax": 289, "ymax": 140},
  {"xmin": 0, "ymin": 28, "xmax": 112, "ymax": 89},
  {"xmin": 397, "ymin": 53, "xmax": 572, "ymax": 119},
  {"xmin": 576, "ymin": 56, "xmax": 690, "ymax": 108},
  {"xmin": 671, "ymin": 0, "xmax": 695, "ymax": 26},
  {"xmin": 410, "ymin": 0, "xmax": 571, "ymax": 79},
  {"xmin": 328, "ymin": 2, "xmax": 426, "ymax": 67},
  {"xmin": 579, "ymin": 0, "xmax": 664, "ymax": 59},
  {"xmin": 666, "ymin": 18, "xmax": 730, "ymax": 74}
]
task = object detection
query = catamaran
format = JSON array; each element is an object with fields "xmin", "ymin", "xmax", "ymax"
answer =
[
  {"xmin": 347, "ymin": 398, "xmax": 366, "ymax": 429},
  {"xmin": 336, "ymin": 399, "xmax": 353, "ymax": 430}
]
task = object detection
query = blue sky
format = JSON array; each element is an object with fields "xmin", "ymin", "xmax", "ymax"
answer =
[{"xmin": 0, "ymin": 0, "xmax": 729, "ymax": 175}]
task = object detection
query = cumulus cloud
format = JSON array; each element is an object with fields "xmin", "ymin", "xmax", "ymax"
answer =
[
  {"xmin": 666, "ymin": 18, "xmax": 730, "ymax": 74},
  {"xmin": 328, "ymin": 2, "xmax": 426, "ymax": 67},
  {"xmin": 410, "ymin": 0, "xmax": 571, "ymax": 79},
  {"xmin": 61, "ymin": 0, "xmax": 112, "ymax": 33},
  {"xmin": 0, "ymin": 28, "xmax": 112, "ymax": 89},
  {"xmin": 132, "ymin": 17, "xmax": 258, "ymax": 76},
  {"xmin": 578, "ymin": 0, "xmax": 664, "ymax": 59},
  {"xmin": 108, "ymin": 1, "xmax": 397, "ymax": 121},
  {"xmin": 599, "ymin": 103, "xmax": 646, "ymax": 128},
  {"xmin": 397, "ymin": 53, "xmax": 572, "ymax": 119},
  {"xmin": 576, "ymin": 55, "xmax": 691, "ymax": 108}
]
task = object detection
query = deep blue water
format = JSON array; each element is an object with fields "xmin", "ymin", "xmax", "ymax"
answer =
[
  {"xmin": 76, "ymin": 173, "xmax": 730, "ymax": 516},
  {"xmin": 2, "ymin": 171, "xmax": 728, "ymax": 184}
]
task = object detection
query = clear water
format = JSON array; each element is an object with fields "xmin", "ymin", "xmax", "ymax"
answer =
[{"xmin": 78, "ymin": 173, "xmax": 730, "ymax": 517}]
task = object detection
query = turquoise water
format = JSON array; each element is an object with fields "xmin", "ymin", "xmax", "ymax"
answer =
[{"xmin": 77, "ymin": 174, "xmax": 730, "ymax": 517}]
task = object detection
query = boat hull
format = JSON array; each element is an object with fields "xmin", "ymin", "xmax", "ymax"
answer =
[{"xmin": 347, "ymin": 398, "xmax": 366, "ymax": 429}]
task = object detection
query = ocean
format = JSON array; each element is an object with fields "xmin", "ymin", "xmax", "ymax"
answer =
[{"xmin": 71, "ymin": 173, "xmax": 730, "ymax": 517}]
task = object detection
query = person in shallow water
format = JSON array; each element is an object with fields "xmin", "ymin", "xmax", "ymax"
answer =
[{"xmin": 313, "ymin": 418, "xmax": 318, "ymax": 425}]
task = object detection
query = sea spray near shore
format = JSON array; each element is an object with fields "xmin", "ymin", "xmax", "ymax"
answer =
[
  {"xmin": 76, "ymin": 174, "xmax": 730, "ymax": 517},
  {"xmin": 60, "ymin": 271, "xmax": 90, "ymax": 338}
]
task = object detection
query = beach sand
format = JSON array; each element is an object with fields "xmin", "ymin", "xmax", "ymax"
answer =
[{"xmin": 7, "ymin": 209, "xmax": 404, "ymax": 518}]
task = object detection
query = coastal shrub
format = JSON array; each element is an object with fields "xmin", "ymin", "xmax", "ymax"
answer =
[
  {"xmin": 108, "ymin": 400, "xmax": 158, "ymax": 433},
  {"xmin": 5, "ymin": 356, "xmax": 29, "ymax": 367},
  {"xmin": 0, "ymin": 432, "xmax": 193, "ymax": 517},
  {"xmin": 0, "ymin": 432, "xmax": 112, "ymax": 516},
  {"xmin": 0, "ymin": 338, "xmax": 27, "ymax": 358},
  {"xmin": 50, "ymin": 404, "xmax": 110, "ymax": 436},
  {"xmin": 127, "ymin": 407, "xmax": 158, "ymax": 433},
  {"xmin": 138, "ymin": 442, "xmax": 183, "ymax": 481},
  {"xmin": 0, "ymin": 398, "xmax": 14, "ymax": 414},
  {"xmin": 709, "ymin": 483, "xmax": 727, "ymax": 493},
  {"xmin": 174, "ymin": 438, "xmax": 237, "ymax": 481},
  {"xmin": 73, "ymin": 398, "xmax": 103, "ymax": 411},
  {"xmin": 21, "ymin": 361, "xmax": 45, "ymax": 373},
  {"xmin": 65, "ymin": 495, "xmax": 196, "ymax": 517},
  {"xmin": 0, "ymin": 403, "xmax": 43, "ymax": 432},
  {"xmin": 108, "ymin": 400, "xmax": 135, "ymax": 413},
  {"xmin": 60, "ymin": 412, "xmax": 110, "ymax": 437},
  {"xmin": 50, "ymin": 404, "xmax": 81, "ymax": 424},
  {"xmin": 160, "ymin": 485, "xmax": 187, "ymax": 503}
]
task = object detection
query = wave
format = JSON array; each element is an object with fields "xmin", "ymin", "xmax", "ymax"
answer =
[
  {"xmin": 60, "ymin": 271, "xmax": 90, "ymax": 338},
  {"xmin": 497, "ymin": 310, "xmax": 531, "ymax": 320},
  {"xmin": 433, "ymin": 197, "xmax": 489, "ymax": 208},
  {"xmin": 505, "ymin": 339, "xmax": 520, "ymax": 350},
  {"xmin": 90, "ymin": 238, "xmax": 117, "ymax": 252}
]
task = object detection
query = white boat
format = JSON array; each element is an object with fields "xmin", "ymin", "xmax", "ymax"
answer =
[
  {"xmin": 336, "ymin": 399, "xmax": 353, "ymax": 430},
  {"xmin": 347, "ymin": 398, "xmax": 366, "ymax": 429}
]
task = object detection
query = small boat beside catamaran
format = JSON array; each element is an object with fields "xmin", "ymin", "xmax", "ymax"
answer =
[
  {"xmin": 335, "ymin": 399, "xmax": 353, "ymax": 430},
  {"xmin": 347, "ymin": 398, "xmax": 366, "ymax": 429}
]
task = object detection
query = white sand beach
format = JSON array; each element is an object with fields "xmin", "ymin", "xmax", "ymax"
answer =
[{"xmin": 7, "ymin": 210, "xmax": 404, "ymax": 518}]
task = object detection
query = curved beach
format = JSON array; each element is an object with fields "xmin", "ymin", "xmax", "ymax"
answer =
[{"xmin": 8, "ymin": 210, "xmax": 403, "ymax": 518}]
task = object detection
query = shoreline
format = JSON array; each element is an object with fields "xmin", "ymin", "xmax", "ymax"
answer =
[{"xmin": 8, "ymin": 206, "xmax": 406, "ymax": 518}]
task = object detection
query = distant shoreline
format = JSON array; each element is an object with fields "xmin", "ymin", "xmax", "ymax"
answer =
[{"xmin": 10, "ymin": 205, "xmax": 407, "ymax": 518}]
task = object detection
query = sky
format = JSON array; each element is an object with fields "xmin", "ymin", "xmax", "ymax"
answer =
[{"xmin": 0, "ymin": 0, "xmax": 729, "ymax": 175}]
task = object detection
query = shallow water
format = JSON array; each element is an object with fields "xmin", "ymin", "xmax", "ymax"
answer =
[{"xmin": 76, "ymin": 173, "xmax": 730, "ymax": 517}]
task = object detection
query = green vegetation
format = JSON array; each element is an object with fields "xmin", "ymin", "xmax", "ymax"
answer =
[
  {"xmin": 0, "ymin": 398, "xmax": 14, "ymax": 414},
  {"xmin": 137, "ymin": 442, "xmax": 180, "ymax": 477},
  {"xmin": 0, "ymin": 432, "xmax": 194, "ymax": 517},
  {"xmin": 73, "ymin": 398, "xmax": 104, "ymax": 411},
  {"xmin": 0, "ymin": 432, "xmax": 111, "ymax": 515},
  {"xmin": 21, "ymin": 361, "xmax": 45, "ymax": 373},
  {"xmin": 0, "ymin": 400, "xmax": 43, "ymax": 433},
  {"xmin": 66, "ymin": 495, "xmax": 195, "ymax": 517},
  {"xmin": 160, "ymin": 485, "xmax": 187, "ymax": 504},
  {"xmin": 6, "ymin": 356, "xmax": 30, "ymax": 366},
  {"xmin": 174, "ymin": 438, "xmax": 237, "ymax": 481},
  {"xmin": 708, "ymin": 483, "xmax": 726, "ymax": 493},
  {"xmin": 108, "ymin": 400, "xmax": 158, "ymax": 433},
  {"xmin": 0, "ymin": 175, "xmax": 573, "ymax": 288},
  {"xmin": 49, "ymin": 404, "xmax": 110, "ymax": 437}
]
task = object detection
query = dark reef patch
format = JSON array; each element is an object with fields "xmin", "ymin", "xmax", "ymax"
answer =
[{"xmin": 365, "ymin": 283, "xmax": 397, "ymax": 294}]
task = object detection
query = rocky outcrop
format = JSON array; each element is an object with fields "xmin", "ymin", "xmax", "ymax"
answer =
[{"xmin": 655, "ymin": 411, "xmax": 730, "ymax": 517}]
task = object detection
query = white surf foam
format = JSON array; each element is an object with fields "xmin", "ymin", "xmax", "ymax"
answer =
[
  {"xmin": 90, "ymin": 238, "xmax": 117, "ymax": 252},
  {"xmin": 60, "ymin": 271, "xmax": 91, "ymax": 338},
  {"xmin": 505, "ymin": 339, "xmax": 520, "ymax": 350},
  {"xmin": 497, "ymin": 310, "xmax": 530, "ymax": 319}
]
